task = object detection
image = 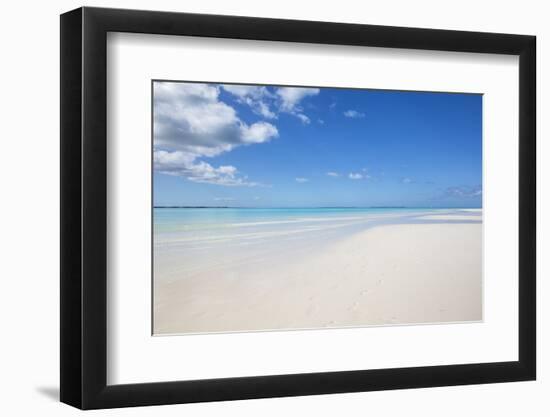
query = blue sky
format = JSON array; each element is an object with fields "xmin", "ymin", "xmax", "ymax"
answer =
[{"xmin": 153, "ymin": 81, "xmax": 482, "ymax": 208}]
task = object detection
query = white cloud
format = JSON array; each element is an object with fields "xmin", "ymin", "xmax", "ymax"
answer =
[
  {"xmin": 274, "ymin": 87, "xmax": 319, "ymax": 124},
  {"xmin": 295, "ymin": 177, "xmax": 309, "ymax": 183},
  {"xmin": 361, "ymin": 168, "xmax": 372, "ymax": 180},
  {"xmin": 221, "ymin": 85, "xmax": 277, "ymax": 119},
  {"xmin": 255, "ymin": 101, "xmax": 277, "ymax": 119},
  {"xmin": 349, "ymin": 173, "xmax": 363, "ymax": 180},
  {"xmin": 276, "ymin": 87, "xmax": 319, "ymax": 112},
  {"xmin": 222, "ymin": 85, "xmax": 319, "ymax": 123},
  {"xmin": 318, "ymin": 119, "xmax": 325, "ymax": 125},
  {"xmin": 154, "ymin": 150, "xmax": 259, "ymax": 187},
  {"xmin": 343, "ymin": 110, "xmax": 365, "ymax": 118},
  {"xmin": 327, "ymin": 172, "xmax": 339, "ymax": 177},
  {"xmin": 154, "ymin": 82, "xmax": 278, "ymax": 186},
  {"xmin": 295, "ymin": 114, "xmax": 311, "ymax": 124},
  {"xmin": 360, "ymin": 168, "xmax": 372, "ymax": 179},
  {"xmin": 241, "ymin": 122, "xmax": 279, "ymax": 143},
  {"xmin": 153, "ymin": 82, "xmax": 324, "ymax": 186},
  {"xmin": 402, "ymin": 177, "xmax": 412, "ymax": 184},
  {"xmin": 155, "ymin": 82, "xmax": 277, "ymax": 154},
  {"xmin": 221, "ymin": 84, "xmax": 267, "ymax": 99},
  {"xmin": 443, "ymin": 185, "xmax": 482, "ymax": 198},
  {"xmin": 214, "ymin": 197, "xmax": 236, "ymax": 202}
]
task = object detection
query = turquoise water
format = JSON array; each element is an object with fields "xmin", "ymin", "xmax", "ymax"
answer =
[
  {"xmin": 153, "ymin": 207, "xmax": 481, "ymax": 286},
  {"xmin": 152, "ymin": 207, "xmax": 475, "ymax": 253},
  {"xmin": 154, "ymin": 207, "xmax": 436, "ymax": 234}
]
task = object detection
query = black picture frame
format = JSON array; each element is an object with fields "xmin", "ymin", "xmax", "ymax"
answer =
[{"xmin": 60, "ymin": 6, "xmax": 536, "ymax": 410}]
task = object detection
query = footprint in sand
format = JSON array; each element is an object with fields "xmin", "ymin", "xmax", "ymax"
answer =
[
  {"xmin": 360, "ymin": 290, "xmax": 369, "ymax": 296},
  {"xmin": 376, "ymin": 279, "xmax": 383, "ymax": 286}
]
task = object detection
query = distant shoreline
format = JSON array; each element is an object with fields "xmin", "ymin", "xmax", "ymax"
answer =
[{"xmin": 153, "ymin": 206, "xmax": 482, "ymax": 209}]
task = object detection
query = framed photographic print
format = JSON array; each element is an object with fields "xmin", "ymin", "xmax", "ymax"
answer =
[{"xmin": 60, "ymin": 7, "xmax": 536, "ymax": 409}]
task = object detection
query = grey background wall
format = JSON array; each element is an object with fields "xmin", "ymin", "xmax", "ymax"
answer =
[{"xmin": 0, "ymin": 0, "xmax": 545, "ymax": 415}]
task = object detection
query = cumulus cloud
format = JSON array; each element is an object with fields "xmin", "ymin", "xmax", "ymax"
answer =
[
  {"xmin": 221, "ymin": 84, "xmax": 319, "ymax": 124},
  {"xmin": 154, "ymin": 150, "xmax": 259, "ymax": 187},
  {"xmin": 153, "ymin": 82, "xmax": 324, "ymax": 186},
  {"xmin": 343, "ymin": 110, "xmax": 365, "ymax": 118},
  {"xmin": 349, "ymin": 173, "xmax": 363, "ymax": 180},
  {"xmin": 402, "ymin": 177, "xmax": 413, "ymax": 184},
  {"xmin": 274, "ymin": 87, "xmax": 319, "ymax": 123},
  {"xmin": 327, "ymin": 172, "xmax": 339, "ymax": 177},
  {"xmin": 221, "ymin": 85, "xmax": 277, "ymax": 119},
  {"xmin": 295, "ymin": 177, "xmax": 309, "ymax": 183},
  {"xmin": 154, "ymin": 82, "xmax": 277, "ymax": 154},
  {"xmin": 221, "ymin": 84, "xmax": 267, "ymax": 99},
  {"xmin": 241, "ymin": 121, "xmax": 279, "ymax": 143},
  {"xmin": 276, "ymin": 87, "xmax": 319, "ymax": 112},
  {"xmin": 255, "ymin": 101, "xmax": 277, "ymax": 119},
  {"xmin": 153, "ymin": 82, "xmax": 278, "ymax": 186}
]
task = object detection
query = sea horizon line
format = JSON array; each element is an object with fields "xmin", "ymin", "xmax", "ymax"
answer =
[{"xmin": 153, "ymin": 206, "xmax": 482, "ymax": 209}]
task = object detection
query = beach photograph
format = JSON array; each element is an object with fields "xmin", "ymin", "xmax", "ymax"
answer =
[{"xmin": 152, "ymin": 81, "xmax": 482, "ymax": 335}]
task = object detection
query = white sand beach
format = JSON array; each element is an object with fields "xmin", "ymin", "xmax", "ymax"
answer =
[{"xmin": 153, "ymin": 209, "xmax": 482, "ymax": 335}]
